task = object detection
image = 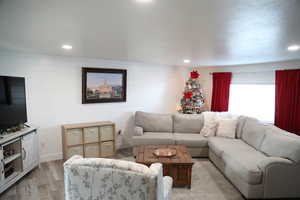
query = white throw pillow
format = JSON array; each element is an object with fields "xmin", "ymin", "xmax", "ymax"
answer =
[
  {"xmin": 216, "ymin": 119, "xmax": 237, "ymax": 138},
  {"xmin": 200, "ymin": 112, "xmax": 218, "ymax": 137}
]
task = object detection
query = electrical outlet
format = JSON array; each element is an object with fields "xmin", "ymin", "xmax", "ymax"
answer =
[{"xmin": 41, "ymin": 142, "xmax": 46, "ymax": 148}]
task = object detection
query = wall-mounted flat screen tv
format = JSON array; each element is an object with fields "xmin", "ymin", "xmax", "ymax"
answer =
[{"xmin": 0, "ymin": 76, "xmax": 27, "ymax": 130}]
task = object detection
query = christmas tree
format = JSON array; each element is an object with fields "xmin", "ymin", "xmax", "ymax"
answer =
[{"xmin": 180, "ymin": 70, "xmax": 205, "ymax": 114}]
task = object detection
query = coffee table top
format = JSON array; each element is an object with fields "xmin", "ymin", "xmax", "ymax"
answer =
[{"xmin": 134, "ymin": 145, "xmax": 193, "ymax": 166}]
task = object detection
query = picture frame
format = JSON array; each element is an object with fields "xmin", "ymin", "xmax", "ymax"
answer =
[{"xmin": 82, "ymin": 67, "xmax": 127, "ymax": 104}]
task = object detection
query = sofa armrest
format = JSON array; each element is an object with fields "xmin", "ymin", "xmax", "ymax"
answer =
[
  {"xmin": 257, "ymin": 157, "xmax": 300, "ymax": 198},
  {"xmin": 134, "ymin": 126, "xmax": 144, "ymax": 136},
  {"xmin": 257, "ymin": 157, "xmax": 293, "ymax": 170}
]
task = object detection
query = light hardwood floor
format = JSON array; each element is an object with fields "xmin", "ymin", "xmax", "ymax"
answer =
[{"xmin": 0, "ymin": 160, "xmax": 65, "ymax": 200}]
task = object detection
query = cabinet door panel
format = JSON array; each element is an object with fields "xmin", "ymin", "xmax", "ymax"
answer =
[
  {"xmin": 84, "ymin": 127, "xmax": 99, "ymax": 143},
  {"xmin": 100, "ymin": 126, "xmax": 114, "ymax": 141},
  {"xmin": 22, "ymin": 132, "xmax": 35, "ymax": 171},
  {"xmin": 84, "ymin": 144, "xmax": 99, "ymax": 158},
  {"xmin": 66, "ymin": 129, "xmax": 83, "ymax": 145},
  {"xmin": 67, "ymin": 146, "xmax": 83, "ymax": 159},
  {"xmin": 101, "ymin": 141, "xmax": 114, "ymax": 157}
]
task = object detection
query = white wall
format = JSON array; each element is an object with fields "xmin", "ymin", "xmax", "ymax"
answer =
[
  {"xmin": 195, "ymin": 60, "xmax": 300, "ymax": 110},
  {"xmin": 0, "ymin": 52, "xmax": 189, "ymax": 162}
]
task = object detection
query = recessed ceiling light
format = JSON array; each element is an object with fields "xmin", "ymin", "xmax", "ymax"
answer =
[
  {"xmin": 62, "ymin": 44, "xmax": 72, "ymax": 50},
  {"xmin": 287, "ymin": 45, "xmax": 300, "ymax": 51},
  {"xmin": 136, "ymin": 0, "xmax": 152, "ymax": 3},
  {"xmin": 183, "ymin": 59, "xmax": 191, "ymax": 63}
]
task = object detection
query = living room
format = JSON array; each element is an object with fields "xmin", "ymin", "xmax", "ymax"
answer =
[{"xmin": 0, "ymin": 0, "xmax": 300, "ymax": 200}]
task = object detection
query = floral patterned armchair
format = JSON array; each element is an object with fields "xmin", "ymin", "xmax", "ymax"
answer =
[{"xmin": 64, "ymin": 155, "xmax": 173, "ymax": 200}]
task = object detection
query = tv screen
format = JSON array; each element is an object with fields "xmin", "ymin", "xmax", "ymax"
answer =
[{"xmin": 0, "ymin": 76, "xmax": 27, "ymax": 130}]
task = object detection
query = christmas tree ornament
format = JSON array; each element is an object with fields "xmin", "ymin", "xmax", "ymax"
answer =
[
  {"xmin": 184, "ymin": 91, "xmax": 193, "ymax": 99},
  {"xmin": 180, "ymin": 70, "xmax": 205, "ymax": 114},
  {"xmin": 190, "ymin": 70, "xmax": 200, "ymax": 79}
]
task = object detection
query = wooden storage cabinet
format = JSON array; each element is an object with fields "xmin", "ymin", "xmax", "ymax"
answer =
[{"xmin": 62, "ymin": 121, "xmax": 116, "ymax": 160}]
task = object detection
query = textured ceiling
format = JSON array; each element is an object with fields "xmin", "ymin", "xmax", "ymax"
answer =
[{"xmin": 0, "ymin": 0, "xmax": 300, "ymax": 66}]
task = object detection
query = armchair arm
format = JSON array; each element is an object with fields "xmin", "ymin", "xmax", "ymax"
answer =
[
  {"xmin": 63, "ymin": 155, "xmax": 83, "ymax": 167},
  {"xmin": 150, "ymin": 163, "xmax": 163, "ymax": 200},
  {"xmin": 150, "ymin": 163, "xmax": 173, "ymax": 200},
  {"xmin": 163, "ymin": 176, "xmax": 173, "ymax": 200},
  {"xmin": 257, "ymin": 157, "xmax": 300, "ymax": 198},
  {"xmin": 134, "ymin": 126, "xmax": 144, "ymax": 136}
]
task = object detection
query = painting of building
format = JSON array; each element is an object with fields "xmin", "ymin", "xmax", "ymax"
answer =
[{"xmin": 86, "ymin": 72, "xmax": 123, "ymax": 100}]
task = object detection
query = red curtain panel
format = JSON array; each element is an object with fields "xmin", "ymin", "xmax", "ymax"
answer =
[
  {"xmin": 211, "ymin": 72, "xmax": 232, "ymax": 112},
  {"xmin": 275, "ymin": 69, "xmax": 300, "ymax": 135}
]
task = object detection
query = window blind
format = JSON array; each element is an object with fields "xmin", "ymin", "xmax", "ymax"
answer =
[{"xmin": 231, "ymin": 71, "xmax": 275, "ymax": 85}]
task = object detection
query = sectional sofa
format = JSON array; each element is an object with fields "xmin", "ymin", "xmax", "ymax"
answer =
[{"xmin": 132, "ymin": 111, "xmax": 300, "ymax": 199}]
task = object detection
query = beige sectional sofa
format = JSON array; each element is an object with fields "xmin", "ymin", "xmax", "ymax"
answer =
[
  {"xmin": 132, "ymin": 111, "xmax": 300, "ymax": 199},
  {"xmin": 133, "ymin": 111, "xmax": 208, "ymax": 157}
]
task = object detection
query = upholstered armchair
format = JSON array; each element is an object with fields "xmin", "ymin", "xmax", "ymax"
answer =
[{"xmin": 64, "ymin": 155, "xmax": 173, "ymax": 200}]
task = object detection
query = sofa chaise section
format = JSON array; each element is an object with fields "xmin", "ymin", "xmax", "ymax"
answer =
[{"xmin": 209, "ymin": 118, "xmax": 300, "ymax": 199}]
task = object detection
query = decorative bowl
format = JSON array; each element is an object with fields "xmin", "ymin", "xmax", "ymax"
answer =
[{"xmin": 153, "ymin": 148, "xmax": 177, "ymax": 157}]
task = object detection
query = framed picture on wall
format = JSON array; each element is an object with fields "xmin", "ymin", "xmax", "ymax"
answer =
[{"xmin": 82, "ymin": 67, "xmax": 127, "ymax": 104}]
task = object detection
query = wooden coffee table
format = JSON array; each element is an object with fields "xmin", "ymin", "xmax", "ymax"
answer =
[{"xmin": 134, "ymin": 145, "xmax": 194, "ymax": 188}]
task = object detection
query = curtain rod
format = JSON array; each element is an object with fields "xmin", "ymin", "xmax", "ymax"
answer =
[{"xmin": 209, "ymin": 71, "xmax": 276, "ymax": 75}]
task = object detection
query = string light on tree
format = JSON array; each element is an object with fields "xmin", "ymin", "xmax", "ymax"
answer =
[{"xmin": 179, "ymin": 70, "xmax": 205, "ymax": 114}]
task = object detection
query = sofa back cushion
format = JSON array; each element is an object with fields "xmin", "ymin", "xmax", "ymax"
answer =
[
  {"xmin": 236, "ymin": 116, "xmax": 258, "ymax": 138},
  {"xmin": 241, "ymin": 118, "xmax": 266, "ymax": 150},
  {"xmin": 259, "ymin": 125, "xmax": 300, "ymax": 162},
  {"xmin": 173, "ymin": 114, "xmax": 204, "ymax": 133},
  {"xmin": 135, "ymin": 111, "xmax": 173, "ymax": 133}
]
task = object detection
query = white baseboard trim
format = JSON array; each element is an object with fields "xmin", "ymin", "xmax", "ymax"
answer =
[{"xmin": 40, "ymin": 152, "xmax": 63, "ymax": 163}]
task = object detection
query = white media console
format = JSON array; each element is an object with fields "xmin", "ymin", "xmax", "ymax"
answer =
[{"xmin": 0, "ymin": 127, "xmax": 39, "ymax": 194}]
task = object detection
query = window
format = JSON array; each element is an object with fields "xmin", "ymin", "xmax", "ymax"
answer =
[{"xmin": 228, "ymin": 84, "xmax": 275, "ymax": 123}]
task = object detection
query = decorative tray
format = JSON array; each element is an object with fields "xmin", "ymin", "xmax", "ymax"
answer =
[{"xmin": 153, "ymin": 148, "xmax": 177, "ymax": 157}]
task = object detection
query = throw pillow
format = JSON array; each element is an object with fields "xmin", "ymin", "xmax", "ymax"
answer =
[
  {"xmin": 216, "ymin": 119, "xmax": 237, "ymax": 138},
  {"xmin": 200, "ymin": 112, "xmax": 218, "ymax": 137}
]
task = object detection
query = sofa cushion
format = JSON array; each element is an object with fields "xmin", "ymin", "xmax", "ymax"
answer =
[
  {"xmin": 208, "ymin": 137, "xmax": 245, "ymax": 157},
  {"xmin": 135, "ymin": 111, "xmax": 173, "ymax": 133},
  {"xmin": 132, "ymin": 132, "xmax": 174, "ymax": 146},
  {"xmin": 216, "ymin": 119, "xmax": 237, "ymax": 138},
  {"xmin": 174, "ymin": 133, "xmax": 208, "ymax": 147},
  {"xmin": 260, "ymin": 126, "xmax": 300, "ymax": 162},
  {"xmin": 223, "ymin": 148, "xmax": 267, "ymax": 185},
  {"xmin": 200, "ymin": 112, "xmax": 218, "ymax": 137},
  {"xmin": 236, "ymin": 116, "xmax": 258, "ymax": 138},
  {"xmin": 241, "ymin": 119, "xmax": 266, "ymax": 150},
  {"xmin": 173, "ymin": 114, "xmax": 204, "ymax": 133},
  {"xmin": 209, "ymin": 137, "xmax": 267, "ymax": 184}
]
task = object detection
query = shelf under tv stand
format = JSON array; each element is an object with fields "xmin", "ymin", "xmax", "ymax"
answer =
[{"xmin": 0, "ymin": 127, "xmax": 39, "ymax": 194}]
